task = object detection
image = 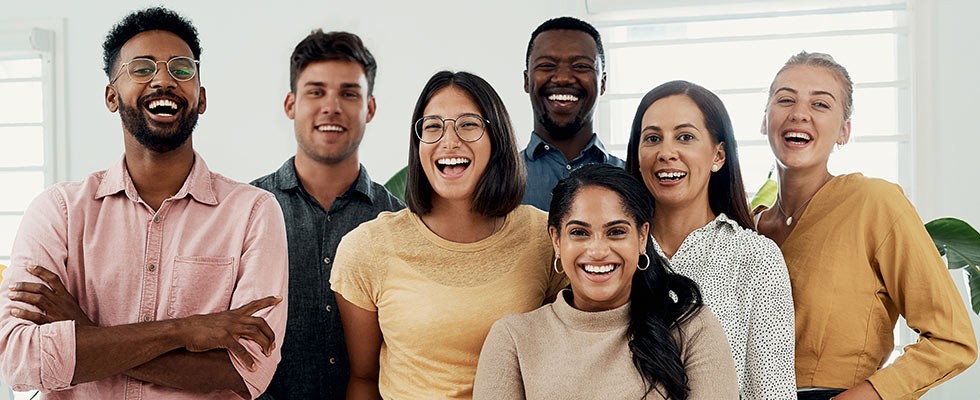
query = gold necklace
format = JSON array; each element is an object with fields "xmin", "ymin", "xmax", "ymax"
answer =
[{"xmin": 775, "ymin": 175, "xmax": 832, "ymax": 226}]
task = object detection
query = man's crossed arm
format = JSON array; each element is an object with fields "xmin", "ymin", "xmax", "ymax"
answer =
[{"xmin": 6, "ymin": 264, "xmax": 280, "ymax": 398}]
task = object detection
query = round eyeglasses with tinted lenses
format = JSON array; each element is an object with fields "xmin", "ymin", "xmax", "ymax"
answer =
[
  {"xmin": 110, "ymin": 56, "xmax": 200, "ymax": 84},
  {"xmin": 414, "ymin": 113, "xmax": 489, "ymax": 144}
]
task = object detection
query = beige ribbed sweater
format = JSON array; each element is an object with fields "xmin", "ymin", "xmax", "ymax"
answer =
[{"xmin": 473, "ymin": 291, "xmax": 739, "ymax": 399}]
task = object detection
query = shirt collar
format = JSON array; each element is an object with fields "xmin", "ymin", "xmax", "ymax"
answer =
[
  {"xmin": 274, "ymin": 156, "xmax": 378, "ymax": 205},
  {"xmin": 524, "ymin": 131, "xmax": 612, "ymax": 162},
  {"xmin": 95, "ymin": 151, "xmax": 218, "ymax": 206}
]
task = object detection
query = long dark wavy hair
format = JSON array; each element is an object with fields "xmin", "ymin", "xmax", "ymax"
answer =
[
  {"xmin": 548, "ymin": 163, "xmax": 704, "ymax": 399},
  {"xmin": 624, "ymin": 80, "xmax": 753, "ymax": 229}
]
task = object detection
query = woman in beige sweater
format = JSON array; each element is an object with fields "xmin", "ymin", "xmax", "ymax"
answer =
[{"xmin": 473, "ymin": 164, "xmax": 738, "ymax": 399}]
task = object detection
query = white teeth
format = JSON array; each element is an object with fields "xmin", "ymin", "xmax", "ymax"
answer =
[
  {"xmin": 785, "ymin": 131, "xmax": 812, "ymax": 141},
  {"xmin": 148, "ymin": 99, "xmax": 177, "ymax": 109},
  {"xmin": 547, "ymin": 93, "xmax": 579, "ymax": 102},
  {"xmin": 583, "ymin": 264, "xmax": 616, "ymax": 274},
  {"xmin": 317, "ymin": 125, "xmax": 344, "ymax": 132},
  {"xmin": 437, "ymin": 157, "xmax": 470, "ymax": 166},
  {"xmin": 656, "ymin": 171, "xmax": 687, "ymax": 179}
]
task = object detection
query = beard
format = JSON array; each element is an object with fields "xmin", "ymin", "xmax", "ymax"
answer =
[
  {"xmin": 536, "ymin": 111, "xmax": 586, "ymax": 141},
  {"xmin": 118, "ymin": 92, "xmax": 198, "ymax": 153},
  {"xmin": 534, "ymin": 84, "xmax": 589, "ymax": 141}
]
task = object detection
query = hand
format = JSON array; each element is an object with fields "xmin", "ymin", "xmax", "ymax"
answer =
[
  {"xmin": 7, "ymin": 265, "xmax": 95, "ymax": 326},
  {"xmin": 177, "ymin": 296, "xmax": 282, "ymax": 371}
]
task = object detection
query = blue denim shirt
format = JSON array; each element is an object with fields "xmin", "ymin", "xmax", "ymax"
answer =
[
  {"xmin": 521, "ymin": 132, "xmax": 625, "ymax": 211},
  {"xmin": 252, "ymin": 158, "xmax": 403, "ymax": 400}
]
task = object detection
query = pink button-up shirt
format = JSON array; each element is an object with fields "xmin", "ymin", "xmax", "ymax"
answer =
[{"xmin": 0, "ymin": 153, "xmax": 288, "ymax": 399}]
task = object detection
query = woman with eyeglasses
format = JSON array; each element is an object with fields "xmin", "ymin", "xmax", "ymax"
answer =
[
  {"xmin": 330, "ymin": 71, "xmax": 566, "ymax": 399},
  {"xmin": 755, "ymin": 51, "xmax": 976, "ymax": 400},
  {"xmin": 625, "ymin": 80, "xmax": 797, "ymax": 399},
  {"xmin": 473, "ymin": 163, "xmax": 738, "ymax": 399}
]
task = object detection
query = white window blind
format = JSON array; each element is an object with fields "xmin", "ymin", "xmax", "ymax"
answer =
[{"xmin": 0, "ymin": 27, "xmax": 57, "ymax": 271}]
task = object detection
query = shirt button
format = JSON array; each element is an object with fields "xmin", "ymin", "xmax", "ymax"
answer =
[
  {"xmin": 323, "ymin": 257, "xmax": 331, "ymax": 264},
  {"xmin": 142, "ymin": 315, "xmax": 152, "ymax": 322},
  {"xmin": 543, "ymin": 145, "xmax": 550, "ymax": 150},
  {"xmin": 148, "ymin": 264, "xmax": 156, "ymax": 271},
  {"xmin": 327, "ymin": 215, "xmax": 332, "ymax": 222},
  {"xmin": 328, "ymin": 357, "xmax": 337, "ymax": 365},
  {"xmin": 566, "ymin": 164, "xmax": 572, "ymax": 170},
  {"xmin": 325, "ymin": 305, "xmax": 332, "ymax": 312},
  {"xmin": 153, "ymin": 216, "xmax": 161, "ymax": 223}
]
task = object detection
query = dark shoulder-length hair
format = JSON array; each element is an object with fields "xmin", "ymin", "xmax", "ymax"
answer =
[
  {"xmin": 548, "ymin": 163, "xmax": 704, "ymax": 400},
  {"xmin": 406, "ymin": 71, "xmax": 525, "ymax": 217},
  {"xmin": 624, "ymin": 80, "xmax": 753, "ymax": 229}
]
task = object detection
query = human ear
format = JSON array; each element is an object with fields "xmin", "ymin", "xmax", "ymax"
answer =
[
  {"xmin": 283, "ymin": 92, "xmax": 296, "ymax": 120},
  {"xmin": 105, "ymin": 85, "xmax": 119, "ymax": 112}
]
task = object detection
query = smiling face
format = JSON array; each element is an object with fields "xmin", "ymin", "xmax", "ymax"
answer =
[
  {"xmin": 106, "ymin": 30, "xmax": 205, "ymax": 153},
  {"xmin": 550, "ymin": 185, "xmax": 648, "ymax": 312},
  {"xmin": 524, "ymin": 29, "xmax": 606, "ymax": 141},
  {"xmin": 637, "ymin": 94, "xmax": 725, "ymax": 212},
  {"xmin": 286, "ymin": 60, "xmax": 375, "ymax": 165},
  {"xmin": 763, "ymin": 65, "xmax": 851, "ymax": 172},
  {"xmin": 418, "ymin": 86, "xmax": 492, "ymax": 205}
]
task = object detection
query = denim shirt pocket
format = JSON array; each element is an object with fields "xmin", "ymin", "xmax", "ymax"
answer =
[{"xmin": 168, "ymin": 255, "xmax": 236, "ymax": 318}]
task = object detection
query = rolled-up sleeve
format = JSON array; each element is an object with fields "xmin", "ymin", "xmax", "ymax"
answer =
[
  {"xmin": 0, "ymin": 187, "xmax": 78, "ymax": 391},
  {"xmin": 225, "ymin": 193, "xmax": 289, "ymax": 399}
]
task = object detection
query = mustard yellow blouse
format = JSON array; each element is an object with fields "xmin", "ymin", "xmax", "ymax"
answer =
[{"xmin": 777, "ymin": 174, "xmax": 976, "ymax": 399}]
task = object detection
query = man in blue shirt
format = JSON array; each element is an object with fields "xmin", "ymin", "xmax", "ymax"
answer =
[
  {"xmin": 521, "ymin": 16, "xmax": 625, "ymax": 211},
  {"xmin": 252, "ymin": 30, "xmax": 403, "ymax": 399}
]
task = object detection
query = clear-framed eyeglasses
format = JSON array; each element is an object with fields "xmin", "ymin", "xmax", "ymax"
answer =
[
  {"xmin": 414, "ymin": 113, "xmax": 489, "ymax": 144},
  {"xmin": 110, "ymin": 56, "xmax": 200, "ymax": 84}
]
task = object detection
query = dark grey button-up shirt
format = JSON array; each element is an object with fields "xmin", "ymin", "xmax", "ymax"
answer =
[
  {"xmin": 521, "ymin": 132, "xmax": 624, "ymax": 211},
  {"xmin": 252, "ymin": 158, "xmax": 403, "ymax": 400}
]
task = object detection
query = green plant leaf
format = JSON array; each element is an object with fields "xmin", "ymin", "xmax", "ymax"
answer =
[
  {"xmin": 925, "ymin": 217, "xmax": 980, "ymax": 270},
  {"xmin": 963, "ymin": 266, "xmax": 980, "ymax": 315},
  {"xmin": 750, "ymin": 177, "xmax": 778, "ymax": 210},
  {"xmin": 384, "ymin": 166, "xmax": 408, "ymax": 203}
]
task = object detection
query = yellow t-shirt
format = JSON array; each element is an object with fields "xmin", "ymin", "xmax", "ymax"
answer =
[
  {"xmin": 780, "ymin": 173, "xmax": 977, "ymax": 398},
  {"xmin": 330, "ymin": 205, "xmax": 567, "ymax": 399}
]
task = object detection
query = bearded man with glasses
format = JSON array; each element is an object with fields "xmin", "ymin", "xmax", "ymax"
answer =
[{"xmin": 0, "ymin": 7, "xmax": 288, "ymax": 399}]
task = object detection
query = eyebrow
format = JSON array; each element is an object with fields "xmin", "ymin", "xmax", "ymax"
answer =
[
  {"xmin": 301, "ymin": 81, "xmax": 363, "ymax": 90},
  {"xmin": 774, "ymin": 87, "xmax": 838, "ymax": 101},
  {"xmin": 642, "ymin": 122, "xmax": 700, "ymax": 133},
  {"xmin": 565, "ymin": 219, "xmax": 632, "ymax": 228},
  {"xmin": 531, "ymin": 55, "xmax": 596, "ymax": 64}
]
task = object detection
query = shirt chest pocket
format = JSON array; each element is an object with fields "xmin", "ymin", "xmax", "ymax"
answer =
[{"xmin": 168, "ymin": 255, "xmax": 236, "ymax": 318}]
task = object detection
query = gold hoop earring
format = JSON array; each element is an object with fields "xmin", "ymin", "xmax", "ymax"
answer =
[
  {"xmin": 553, "ymin": 257, "xmax": 564, "ymax": 274},
  {"xmin": 637, "ymin": 253, "xmax": 650, "ymax": 271}
]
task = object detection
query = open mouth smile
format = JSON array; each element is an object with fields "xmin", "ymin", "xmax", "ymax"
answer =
[
  {"xmin": 783, "ymin": 131, "xmax": 813, "ymax": 145},
  {"xmin": 655, "ymin": 170, "xmax": 687, "ymax": 182},
  {"xmin": 436, "ymin": 157, "xmax": 471, "ymax": 177},
  {"xmin": 317, "ymin": 124, "xmax": 345, "ymax": 133},
  {"xmin": 146, "ymin": 99, "xmax": 179, "ymax": 117}
]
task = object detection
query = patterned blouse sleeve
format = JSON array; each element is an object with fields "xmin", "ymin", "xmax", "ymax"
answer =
[{"xmin": 743, "ymin": 235, "xmax": 798, "ymax": 399}]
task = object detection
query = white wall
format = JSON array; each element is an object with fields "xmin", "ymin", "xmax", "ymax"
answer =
[
  {"xmin": 5, "ymin": 0, "xmax": 584, "ymax": 185},
  {"xmin": 915, "ymin": 0, "xmax": 980, "ymax": 398},
  {"xmin": 2, "ymin": 0, "xmax": 978, "ymax": 398}
]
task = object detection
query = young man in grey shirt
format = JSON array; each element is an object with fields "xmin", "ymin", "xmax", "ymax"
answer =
[{"xmin": 252, "ymin": 30, "xmax": 403, "ymax": 399}]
